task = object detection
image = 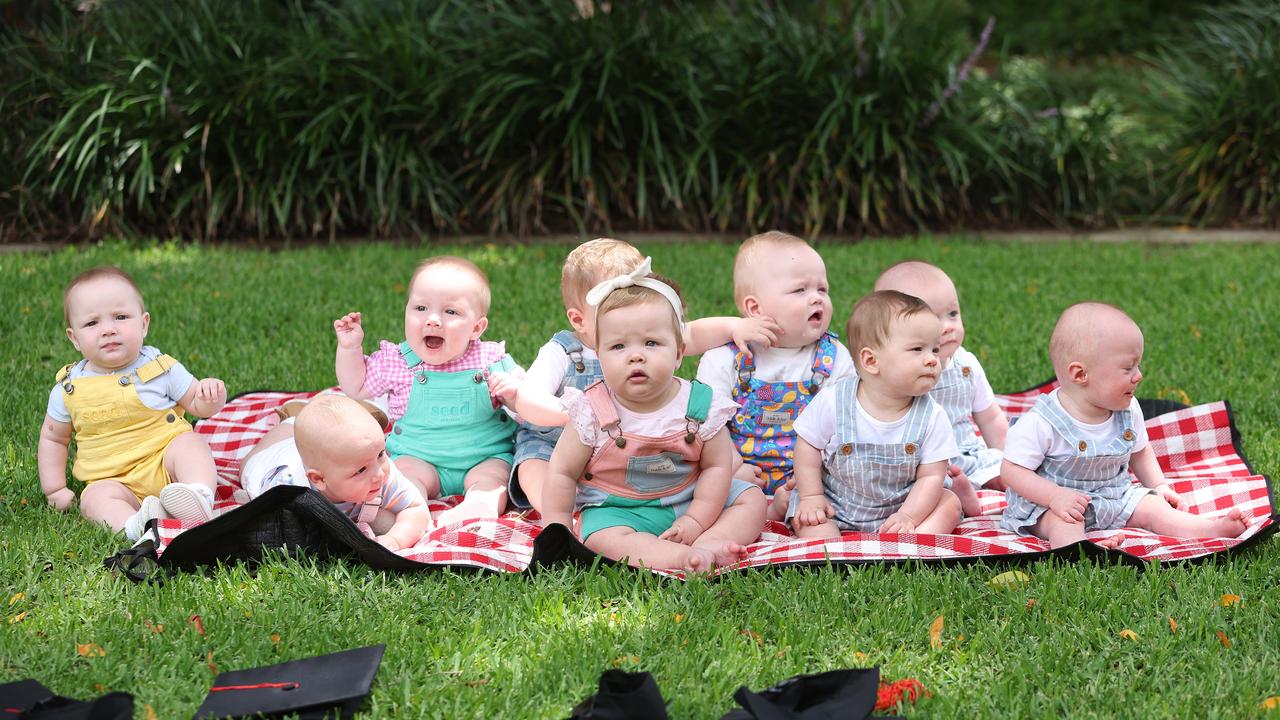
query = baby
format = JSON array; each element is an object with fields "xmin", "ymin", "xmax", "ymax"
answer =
[
  {"xmin": 38, "ymin": 266, "xmax": 226, "ymax": 540},
  {"xmin": 789, "ymin": 291, "xmax": 961, "ymax": 538},
  {"xmin": 239, "ymin": 395, "xmax": 429, "ymax": 550},
  {"xmin": 695, "ymin": 231, "xmax": 857, "ymax": 517},
  {"xmin": 333, "ymin": 255, "xmax": 520, "ymax": 520},
  {"xmin": 1000, "ymin": 302, "xmax": 1247, "ymax": 548},
  {"xmin": 541, "ymin": 261, "xmax": 767, "ymax": 571},
  {"xmin": 494, "ymin": 239, "xmax": 778, "ymax": 515},
  {"xmin": 874, "ymin": 260, "xmax": 1008, "ymax": 515}
]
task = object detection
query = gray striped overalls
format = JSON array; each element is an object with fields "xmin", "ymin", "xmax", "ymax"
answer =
[
  {"xmin": 929, "ymin": 347, "xmax": 1002, "ymax": 483},
  {"xmin": 1001, "ymin": 393, "xmax": 1151, "ymax": 535},
  {"xmin": 787, "ymin": 375, "xmax": 936, "ymax": 532}
]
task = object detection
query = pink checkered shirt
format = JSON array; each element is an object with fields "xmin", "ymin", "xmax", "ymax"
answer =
[{"xmin": 362, "ymin": 339, "xmax": 508, "ymax": 420}]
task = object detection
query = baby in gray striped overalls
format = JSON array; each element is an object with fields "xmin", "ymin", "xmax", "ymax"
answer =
[
  {"xmin": 788, "ymin": 291, "xmax": 962, "ymax": 538},
  {"xmin": 1000, "ymin": 302, "xmax": 1247, "ymax": 548},
  {"xmin": 874, "ymin": 260, "xmax": 1010, "ymax": 517}
]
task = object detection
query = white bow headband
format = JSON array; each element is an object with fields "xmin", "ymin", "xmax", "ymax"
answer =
[{"xmin": 584, "ymin": 256, "xmax": 685, "ymax": 330}]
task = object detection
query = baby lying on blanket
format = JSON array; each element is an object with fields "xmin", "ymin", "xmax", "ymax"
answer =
[{"xmin": 239, "ymin": 394, "xmax": 430, "ymax": 551}]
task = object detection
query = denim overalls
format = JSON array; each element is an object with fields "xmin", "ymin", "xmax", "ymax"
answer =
[
  {"xmin": 1001, "ymin": 393, "xmax": 1151, "ymax": 534},
  {"xmin": 509, "ymin": 331, "xmax": 602, "ymax": 507},
  {"xmin": 728, "ymin": 332, "xmax": 839, "ymax": 494},
  {"xmin": 786, "ymin": 375, "xmax": 935, "ymax": 532}
]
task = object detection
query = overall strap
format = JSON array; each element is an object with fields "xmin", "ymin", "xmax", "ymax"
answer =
[
  {"xmin": 584, "ymin": 381, "xmax": 621, "ymax": 435},
  {"xmin": 900, "ymin": 395, "xmax": 936, "ymax": 450},
  {"xmin": 684, "ymin": 381, "xmax": 712, "ymax": 423},
  {"xmin": 487, "ymin": 354, "xmax": 517, "ymax": 374},
  {"xmin": 135, "ymin": 354, "xmax": 179, "ymax": 383},
  {"xmin": 55, "ymin": 363, "xmax": 76, "ymax": 383},
  {"xmin": 728, "ymin": 341, "xmax": 756, "ymax": 393},
  {"xmin": 552, "ymin": 330, "xmax": 587, "ymax": 372},
  {"xmin": 1032, "ymin": 394, "xmax": 1087, "ymax": 449},
  {"xmin": 835, "ymin": 375, "xmax": 862, "ymax": 444},
  {"xmin": 808, "ymin": 332, "xmax": 839, "ymax": 391}
]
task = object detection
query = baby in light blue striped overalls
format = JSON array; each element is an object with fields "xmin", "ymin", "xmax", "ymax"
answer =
[
  {"xmin": 788, "ymin": 291, "xmax": 962, "ymax": 538},
  {"xmin": 1000, "ymin": 302, "xmax": 1247, "ymax": 548},
  {"xmin": 874, "ymin": 260, "xmax": 1009, "ymax": 517}
]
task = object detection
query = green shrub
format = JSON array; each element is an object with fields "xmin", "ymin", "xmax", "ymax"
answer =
[
  {"xmin": 1150, "ymin": 0, "xmax": 1280, "ymax": 227},
  {"xmin": 964, "ymin": 0, "xmax": 1205, "ymax": 57}
]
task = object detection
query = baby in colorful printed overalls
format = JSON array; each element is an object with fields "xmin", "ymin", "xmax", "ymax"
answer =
[
  {"xmin": 334, "ymin": 256, "xmax": 520, "ymax": 520},
  {"xmin": 239, "ymin": 394, "xmax": 429, "ymax": 550},
  {"xmin": 696, "ymin": 232, "xmax": 856, "ymax": 520},
  {"xmin": 541, "ymin": 263, "xmax": 767, "ymax": 571},
  {"xmin": 1000, "ymin": 302, "xmax": 1247, "ymax": 548},
  {"xmin": 38, "ymin": 266, "xmax": 226, "ymax": 541},
  {"xmin": 874, "ymin": 260, "xmax": 1008, "ymax": 516},
  {"xmin": 789, "ymin": 291, "xmax": 962, "ymax": 538},
  {"xmin": 492, "ymin": 239, "xmax": 779, "ymax": 515}
]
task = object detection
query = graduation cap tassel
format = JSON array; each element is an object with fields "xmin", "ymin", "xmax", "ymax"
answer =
[{"xmin": 209, "ymin": 682, "xmax": 300, "ymax": 692}]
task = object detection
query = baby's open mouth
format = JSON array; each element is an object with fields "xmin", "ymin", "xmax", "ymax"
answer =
[
  {"xmin": 808, "ymin": 310, "xmax": 823, "ymax": 323},
  {"xmin": 423, "ymin": 335, "xmax": 445, "ymax": 350},
  {"xmin": 628, "ymin": 370, "xmax": 648, "ymax": 382}
]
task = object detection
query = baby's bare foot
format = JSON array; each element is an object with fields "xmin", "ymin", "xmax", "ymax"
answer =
[
  {"xmin": 681, "ymin": 546, "xmax": 718, "ymax": 573},
  {"xmin": 767, "ymin": 488, "xmax": 790, "ymax": 522},
  {"xmin": 1211, "ymin": 508, "xmax": 1248, "ymax": 538},
  {"xmin": 1096, "ymin": 532, "xmax": 1125, "ymax": 549},
  {"xmin": 952, "ymin": 474, "xmax": 982, "ymax": 518},
  {"xmin": 692, "ymin": 539, "xmax": 750, "ymax": 568}
]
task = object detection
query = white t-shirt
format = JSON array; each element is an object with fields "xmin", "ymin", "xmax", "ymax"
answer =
[
  {"xmin": 47, "ymin": 346, "xmax": 195, "ymax": 423},
  {"xmin": 695, "ymin": 340, "xmax": 856, "ymax": 398},
  {"xmin": 1004, "ymin": 390, "xmax": 1148, "ymax": 471},
  {"xmin": 525, "ymin": 336, "xmax": 598, "ymax": 396},
  {"xmin": 793, "ymin": 385, "xmax": 958, "ymax": 464},
  {"xmin": 563, "ymin": 379, "xmax": 738, "ymax": 450}
]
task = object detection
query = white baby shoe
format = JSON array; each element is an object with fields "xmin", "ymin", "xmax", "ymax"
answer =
[
  {"xmin": 159, "ymin": 482, "xmax": 215, "ymax": 524},
  {"xmin": 124, "ymin": 495, "xmax": 169, "ymax": 541}
]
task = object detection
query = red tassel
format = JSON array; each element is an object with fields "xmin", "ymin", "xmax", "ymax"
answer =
[{"xmin": 875, "ymin": 678, "xmax": 928, "ymax": 711}]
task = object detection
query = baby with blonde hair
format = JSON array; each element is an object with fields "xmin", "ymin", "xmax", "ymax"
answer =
[{"xmin": 1000, "ymin": 302, "xmax": 1247, "ymax": 548}]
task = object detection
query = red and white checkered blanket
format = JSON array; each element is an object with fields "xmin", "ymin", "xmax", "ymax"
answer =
[{"xmin": 158, "ymin": 381, "xmax": 1275, "ymax": 574}]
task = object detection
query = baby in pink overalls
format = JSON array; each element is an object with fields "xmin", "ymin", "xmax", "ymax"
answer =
[{"xmin": 541, "ymin": 260, "xmax": 767, "ymax": 572}]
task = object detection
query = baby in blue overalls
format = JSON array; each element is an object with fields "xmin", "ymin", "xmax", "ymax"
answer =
[
  {"xmin": 333, "ymin": 256, "xmax": 521, "ymax": 520},
  {"xmin": 490, "ymin": 240, "xmax": 778, "ymax": 516},
  {"xmin": 789, "ymin": 291, "xmax": 962, "ymax": 539},
  {"xmin": 696, "ymin": 232, "xmax": 857, "ymax": 521},
  {"xmin": 874, "ymin": 260, "xmax": 1009, "ymax": 517},
  {"xmin": 1000, "ymin": 302, "xmax": 1247, "ymax": 548}
]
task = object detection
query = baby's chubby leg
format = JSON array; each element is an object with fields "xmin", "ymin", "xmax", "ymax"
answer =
[
  {"xmin": 690, "ymin": 486, "xmax": 767, "ymax": 566},
  {"xmin": 915, "ymin": 488, "xmax": 963, "ymax": 534},
  {"xmin": 586, "ymin": 525, "xmax": 711, "ymax": 572},
  {"xmin": 1030, "ymin": 510, "xmax": 1088, "ymax": 549},
  {"xmin": 435, "ymin": 458, "xmax": 511, "ymax": 526},
  {"xmin": 395, "ymin": 456, "xmax": 442, "ymax": 499},
  {"xmin": 237, "ymin": 421, "xmax": 296, "ymax": 483},
  {"xmin": 162, "ymin": 432, "xmax": 218, "ymax": 493},
  {"xmin": 1126, "ymin": 495, "xmax": 1248, "ymax": 539},
  {"xmin": 515, "ymin": 459, "xmax": 550, "ymax": 514},
  {"xmin": 79, "ymin": 480, "xmax": 141, "ymax": 532}
]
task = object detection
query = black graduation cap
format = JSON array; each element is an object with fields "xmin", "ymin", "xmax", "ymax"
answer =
[
  {"xmin": 192, "ymin": 645, "xmax": 385, "ymax": 720},
  {"xmin": 0, "ymin": 679, "xmax": 132, "ymax": 719},
  {"xmin": 720, "ymin": 668, "xmax": 891, "ymax": 720},
  {"xmin": 567, "ymin": 670, "xmax": 670, "ymax": 720}
]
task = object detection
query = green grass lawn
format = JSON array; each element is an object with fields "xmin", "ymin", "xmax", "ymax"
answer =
[{"xmin": 1, "ymin": 238, "xmax": 1277, "ymax": 719}]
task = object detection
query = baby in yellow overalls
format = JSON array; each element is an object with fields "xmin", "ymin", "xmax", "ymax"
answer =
[{"xmin": 37, "ymin": 267, "xmax": 228, "ymax": 540}]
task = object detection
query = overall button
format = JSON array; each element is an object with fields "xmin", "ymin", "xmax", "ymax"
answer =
[
  {"xmin": 584, "ymin": 472, "xmax": 593, "ymax": 480},
  {"xmin": 575, "ymin": 361, "xmax": 586, "ymax": 372},
  {"xmin": 119, "ymin": 376, "xmax": 132, "ymax": 386},
  {"xmin": 904, "ymin": 443, "xmax": 917, "ymax": 455},
  {"xmin": 961, "ymin": 366, "xmax": 971, "ymax": 377},
  {"xmin": 839, "ymin": 444, "xmax": 853, "ymax": 455},
  {"xmin": 474, "ymin": 373, "xmax": 485, "ymax": 383},
  {"xmin": 1122, "ymin": 429, "xmax": 1135, "ymax": 441},
  {"xmin": 416, "ymin": 374, "xmax": 428, "ymax": 384},
  {"xmin": 63, "ymin": 383, "xmax": 75, "ymax": 395},
  {"xmin": 394, "ymin": 426, "xmax": 403, "ymax": 435},
  {"xmin": 1078, "ymin": 440, "xmax": 1088, "ymax": 451},
  {"xmin": 615, "ymin": 437, "xmax": 627, "ymax": 448},
  {"xmin": 166, "ymin": 413, "xmax": 176, "ymax": 423}
]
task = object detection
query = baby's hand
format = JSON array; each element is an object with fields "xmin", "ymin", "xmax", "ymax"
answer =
[
  {"xmin": 45, "ymin": 487, "xmax": 75, "ymax": 512},
  {"xmin": 1154, "ymin": 484, "xmax": 1183, "ymax": 509},
  {"xmin": 733, "ymin": 462, "xmax": 765, "ymax": 488},
  {"xmin": 878, "ymin": 511, "xmax": 917, "ymax": 533},
  {"xmin": 487, "ymin": 371, "xmax": 520, "ymax": 406},
  {"xmin": 1048, "ymin": 487, "xmax": 1090, "ymax": 523},
  {"xmin": 732, "ymin": 315, "xmax": 782, "ymax": 355},
  {"xmin": 658, "ymin": 515, "xmax": 703, "ymax": 545},
  {"xmin": 195, "ymin": 378, "xmax": 227, "ymax": 408},
  {"xmin": 793, "ymin": 494, "xmax": 834, "ymax": 527},
  {"xmin": 333, "ymin": 312, "xmax": 365, "ymax": 349}
]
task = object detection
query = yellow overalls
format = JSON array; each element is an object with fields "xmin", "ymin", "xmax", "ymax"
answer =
[{"xmin": 57, "ymin": 354, "xmax": 193, "ymax": 500}]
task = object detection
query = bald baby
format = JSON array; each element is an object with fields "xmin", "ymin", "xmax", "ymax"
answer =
[
  {"xmin": 1048, "ymin": 302, "xmax": 1142, "ymax": 382},
  {"xmin": 294, "ymin": 394, "xmax": 385, "ymax": 472}
]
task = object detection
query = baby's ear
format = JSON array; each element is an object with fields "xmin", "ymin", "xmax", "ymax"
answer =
[
  {"xmin": 470, "ymin": 316, "xmax": 489, "ymax": 340},
  {"xmin": 305, "ymin": 468, "xmax": 326, "ymax": 491},
  {"xmin": 1066, "ymin": 360, "xmax": 1089, "ymax": 386},
  {"xmin": 565, "ymin": 307, "xmax": 586, "ymax": 332},
  {"xmin": 857, "ymin": 346, "xmax": 879, "ymax": 375},
  {"xmin": 742, "ymin": 295, "xmax": 763, "ymax": 318}
]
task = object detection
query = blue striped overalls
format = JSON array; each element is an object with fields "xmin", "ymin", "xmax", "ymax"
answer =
[
  {"xmin": 1001, "ymin": 393, "xmax": 1151, "ymax": 535},
  {"xmin": 929, "ymin": 347, "xmax": 1002, "ymax": 483}
]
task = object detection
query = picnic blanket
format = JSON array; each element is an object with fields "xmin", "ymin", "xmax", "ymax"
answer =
[{"xmin": 138, "ymin": 381, "xmax": 1276, "ymax": 576}]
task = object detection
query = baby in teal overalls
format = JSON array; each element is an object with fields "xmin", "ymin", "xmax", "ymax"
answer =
[{"xmin": 333, "ymin": 256, "xmax": 520, "ymax": 520}]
